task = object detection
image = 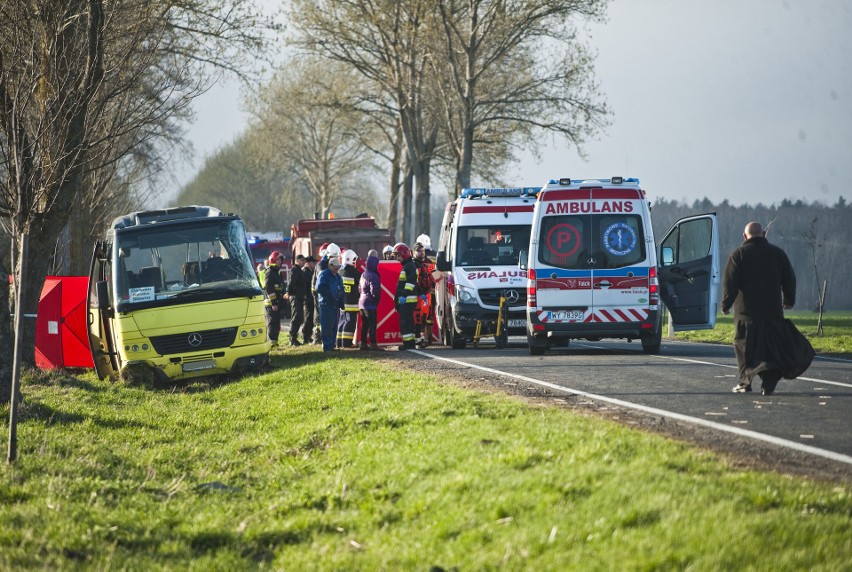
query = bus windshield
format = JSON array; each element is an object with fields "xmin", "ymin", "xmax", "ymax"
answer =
[{"xmin": 113, "ymin": 219, "xmax": 260, "ymax": 311}]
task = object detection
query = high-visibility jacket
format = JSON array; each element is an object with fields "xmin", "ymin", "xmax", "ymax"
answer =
[
  {"xmin": 341, "ymin": 264, "xmax": 362, "ymax": 313},
  {"xmin": 395, "ymin": 257, "xmax": 419, "ymax": 305}
]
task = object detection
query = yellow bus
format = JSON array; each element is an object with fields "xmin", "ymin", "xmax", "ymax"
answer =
[{"xmin": 87, "ymin": 206, "xmax": 270, "ymax": 382}]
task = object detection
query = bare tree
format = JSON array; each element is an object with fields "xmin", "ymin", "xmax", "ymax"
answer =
[
  {"xmin": 248, "ymin": 57, "xmax": 380, "ymax": 219},
  {"xmin": 433, "ymin": 0, "xmax": 610, "ymax": 198},
  {"xmin": 0, "ymin": 0, "xmax": 275, "ymax": 401},
  {"xmin": 289, "ymin": 0, "xmax": 441, "ymax": 243}
]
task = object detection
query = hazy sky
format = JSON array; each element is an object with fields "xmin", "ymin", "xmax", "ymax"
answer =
[{"xmin": 181, "ymin": 0, "xmax": 852, "ymax": 207}]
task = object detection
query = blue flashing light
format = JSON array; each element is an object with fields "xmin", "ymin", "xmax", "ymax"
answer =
[
  {"xmin": 460, "ymin": 187, "xmax": 541, "ymax": 199},
  {"xmin": 546, "ymin": 177, "xmax": 641, "ymax": 187}
]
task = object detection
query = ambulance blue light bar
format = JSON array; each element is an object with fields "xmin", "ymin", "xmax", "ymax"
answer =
[
  {"xmin": 460, "ymin": 187, "xmax": 541, "ymax": 198},
  {"xmin": 547, "ymin": 177, "xmax": 640, "ymax": 186}
]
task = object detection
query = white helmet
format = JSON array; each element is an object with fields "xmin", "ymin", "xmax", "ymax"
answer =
[
  {"xmin": 415, "ymin": 234, "xmax": 432, "ymax": 250},
  {"xmin": 342, "ymin": 249, "xmax": 358, "ymax": 266},
  {"xmin": 326, "ymin": 243, "xmax": 341, "ymax": 257},
  {"xmin": 382, "ymin": 244, "xmax": 394, "ymax": 254}
]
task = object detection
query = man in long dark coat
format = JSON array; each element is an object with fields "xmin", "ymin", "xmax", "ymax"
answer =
[{"xmin": 721, "ymin": 221, "xmax": 801, "ymax": 395}]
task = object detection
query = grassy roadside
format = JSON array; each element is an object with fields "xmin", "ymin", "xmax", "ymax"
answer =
[
  {"xmin": 1, "ymin": 350, "xmax": 850, "ymax": 570},
  {"xmin": 669, "ymin": 311, "xmax": 852, "ymax": 357}
]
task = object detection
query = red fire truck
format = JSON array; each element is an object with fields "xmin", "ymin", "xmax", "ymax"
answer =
[{"xmin": 290, "ymin": 214, "xmax": 394, "ymax": 259}]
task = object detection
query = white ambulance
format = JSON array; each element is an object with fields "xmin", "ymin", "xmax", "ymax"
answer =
[
  {"xmin": 522, "ymin": 177, "xmax": 719, "ymax": 355},
  {"xmin": 434, "ymin": 187, "xmax": 540, "ymax": 349}
]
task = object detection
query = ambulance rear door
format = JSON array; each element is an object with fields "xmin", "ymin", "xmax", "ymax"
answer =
[
  {"xmin": 658, "ymin": 213, "xmax": 719, "ymax": 331},
  {"xmin": 532, "ymin": 188, "xmax": 594, "ymax": 324}
]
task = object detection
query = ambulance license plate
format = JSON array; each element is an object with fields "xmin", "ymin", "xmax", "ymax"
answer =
[
  {"xmin": 182, "ymin": 359, "xmax": 216, "ymax": 372},
  {"xmin": 549, "ymin": 310, "xmax": 585, "ymax": 321},
  {"xmin": 507, "ymin": 319, "xmax": 526, "ymax": 328}
]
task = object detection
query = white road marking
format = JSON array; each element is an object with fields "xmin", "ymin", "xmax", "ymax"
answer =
[
  {"xmin": 571, "ymin": 342, "xmax": 852, "ymax": 390},
  {"xmin": 412, "ymin": 350, "xmax": 852, "ymax": 467}
]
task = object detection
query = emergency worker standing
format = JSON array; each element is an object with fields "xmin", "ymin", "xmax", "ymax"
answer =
[
  {"xmin": 286, "ymin": 254, "xmax": 307, "ymax": 346},
  {"xmin": 358, "ymin": 250, "xmax": 382, "ymax": 350},
  {"xmin": 393, "ymin": 242, "xmax": 418, "ymax": 350},
  {"xmin": 412, "ymin": 237, "xmax": 436, "ymax": 347},
  {"xmin": 263, "ymin": 251, "xmax": 285, "ymax": 348},
  {"xmin": 382, "ymin": 245, "xmax": 395, "ymax": 260},
  {"xmin": 302, "ymin": 256, "xmax": 316, "ymax": 344},
  {"xmin": 316, "ymin": 256, "xmax": 345, "ymax": 351},
  {"xmin": 337, "ymin": 249, "xmax": 362, "ymax": 348},
  {"xmin": 721, "ymin": 221, "xmax": 809, "ymax": 395}
]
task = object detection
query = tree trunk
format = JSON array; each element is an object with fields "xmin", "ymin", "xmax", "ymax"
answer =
[
  {"xmin": 400, "ymin": 157, "xmax": 413, "ymax": 245},
  {"xmin": 414, "ymin": 158, "xmax": 431, "ymax": 241},
  {"xmin": 0, "ymin": 272, "xmax": 14, "ymax": 404}
]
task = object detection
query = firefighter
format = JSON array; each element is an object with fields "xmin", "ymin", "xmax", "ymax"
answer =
[
  {"xmin": 263, "ymin": 251, "xmax": 286, "ymax": 348},
  {"xmin": 286, "ymin": 254, "xmax": 308, "ymax": 346},
  {"xmin": 382, "ymin": 244, "xmax": 395, "ymax": 260},
  {"xmin": 412, "ymin": 236, "xmax": 436, "ymax": 347},
  {"xmin": 302, "ymin": 255, "xmax": 317, "ymax": 345},
  {"xmin": 393, "ymin": 242, "xmax": 418, "ymax": 350},
  {"xmin": 337, "ymin": 249, "xmax": 362, "ymax": 348}
]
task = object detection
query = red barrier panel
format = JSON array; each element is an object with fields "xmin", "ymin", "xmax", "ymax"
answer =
[
  {"xmin": 353, "ymin": 260, "xmax": 439, "ymax": 347},
  {"xmin": 35, "ymin": 276, "xmax": 94, "ymax": 369}
]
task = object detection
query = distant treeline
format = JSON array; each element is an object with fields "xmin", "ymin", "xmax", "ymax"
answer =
[{"xmin": 650, "ymin": 197, "xmax": 852, "ymax": 311}]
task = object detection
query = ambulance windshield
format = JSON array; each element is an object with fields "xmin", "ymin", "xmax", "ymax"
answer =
[
  {"xmin": 537, "ymin": 214, "xmax": 646, "ymax": 269},
  {"xmin": 455, "ymin": 225, "xmax": 531, "ymax": 266}
]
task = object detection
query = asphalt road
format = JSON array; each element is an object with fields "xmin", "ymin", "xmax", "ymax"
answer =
[{"xmin": 410, "ymin": 337, "xmax": 852, "ymax": 468}]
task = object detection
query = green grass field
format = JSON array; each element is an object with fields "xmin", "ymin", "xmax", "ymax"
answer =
[
  {"xmin": 670, "ymin": 311, "xmax": 852, "ymax": 357},
  {"xmin": 1, "ymin": 344, "xmax": 850, "ymax": 570}
]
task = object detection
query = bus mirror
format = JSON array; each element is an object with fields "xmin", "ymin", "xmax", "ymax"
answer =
[
  {"xmin": 436, "ymin": 251, "xmax": 450, "ymax": 271},
  {"xmin": 661, "ymin": 246, "xmax": 674, "ymax": 266},
  {"xmin": 518, "ymin": 249, "xmax": 528, "ymax": 270},
  {"xmin": 96, "ymin": 280, "xmax": 111, "ymax": 310}
]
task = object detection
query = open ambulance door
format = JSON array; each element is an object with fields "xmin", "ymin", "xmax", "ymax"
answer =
[
  {"xmin": 87, "ymin": 240, "xmax": 119, "ymax": 380},
  {"xmin": 658, "ymin": 213, "xmax": 719, "ymax": 332}
]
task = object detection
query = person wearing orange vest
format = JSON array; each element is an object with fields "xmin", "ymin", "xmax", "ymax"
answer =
[{"xmin": 412, "ymin": 238, "xmax": 436, "ymax": 347}]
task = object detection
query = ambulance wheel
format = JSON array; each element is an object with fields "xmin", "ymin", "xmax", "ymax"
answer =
[
  {"xmin": 494, "ymin": 328, "xmax": 508, "ymax": 350},
  {"xmin": 451, "ymin": 331, "xmax": 467, "ymax": 350},
  {"xmin": 641, "ymin": 329, "xmax": 662, "ymax": 355},
  {"xmin": 527, "ymin": 334, "xmax": 547, "ymax": 355},
  {"xmin": 443, "ymin": 317, "xmax": 466, "ymax": 349}
]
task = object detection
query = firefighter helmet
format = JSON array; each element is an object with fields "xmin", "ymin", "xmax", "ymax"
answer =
[
  {"xmin": 393, "ymin": 242, "xmax": 412, "ymax": 260},
  {"xmin": 342, "ymin": 249, "xmax": 358, "ymax": 266},
  {"xmin": 326, "ymin": 243, "xmax": 341, "ymax": 257},
  {"xmin": 268, "ymin": 251, "xmax": 283, "ymax": 266},
  {"xmin": 415, "ymin": 234, "xmax": 432, "ymax": 250}
]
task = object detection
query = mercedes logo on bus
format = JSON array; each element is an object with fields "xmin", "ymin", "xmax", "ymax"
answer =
[
  {"xmin": 187, "ymin": 332, "xmax": 203, "ymax": 347},
  {"xmin": 503, "ymin": 289, "xmax": 520, "ymax": 304}
]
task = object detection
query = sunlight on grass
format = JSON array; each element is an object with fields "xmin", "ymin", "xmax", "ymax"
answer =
[{"xmin": 1, "ymin": 353, "xmax": 849, "ymax": 569}]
